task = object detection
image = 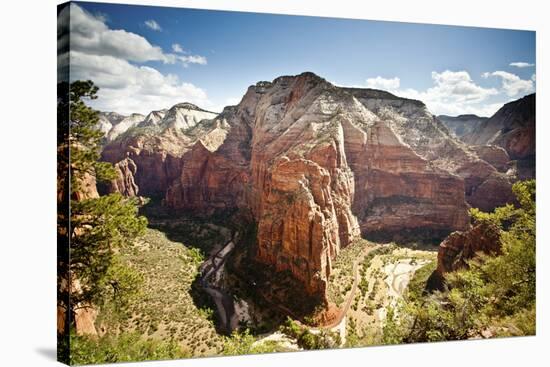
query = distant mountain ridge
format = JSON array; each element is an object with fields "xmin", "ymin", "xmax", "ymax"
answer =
[
  {"xmin": 437, "ymin": 114, "xmax": 488, "ymax": 138},
  {"xmin": 463, "ymin": 94, "xmax": 535, "ymax": 160},
  {"xmin": 98, "ymin": 103, "xmax": 218, "ymax": 142},
  {"xmin": 439, "ymin": 93, "xmax": 535, "ymax": 179}
]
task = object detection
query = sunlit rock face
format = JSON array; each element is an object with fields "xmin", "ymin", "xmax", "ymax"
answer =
[
  {"xmin": 438, "ymin": 222, "xmax": 502, "ymax": 275},
  {"xmin": 101, "ymin": 103, "xmax": 219, "ymax": 197},
  {"xmin": 103, "ymin": 72, "xmax": 518, "ymax": 302}
]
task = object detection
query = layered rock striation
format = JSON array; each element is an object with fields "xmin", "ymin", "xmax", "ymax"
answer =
[
  {"xmin": 103, "ymin": 72, "xmax": 520, "ymax": 303},
  {"xmin": 101, "ymin": 103, "xmax": 219, "ymax": 197},
  {"xmin": 345, "ymin": 88, "xmax": 515, "ymax": 212}
]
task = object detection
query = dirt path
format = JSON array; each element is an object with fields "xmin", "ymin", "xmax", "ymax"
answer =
[
  {"xmin": 253, "ymin": 244, "xmax": 378, "ymax": 334},
  {"xmin": 321, "ymin": 245, "xmax": 379, "ymax": 329}
]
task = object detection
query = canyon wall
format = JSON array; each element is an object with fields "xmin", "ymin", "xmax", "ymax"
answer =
[
  {"xmin": 464, "ymin": 94, "xmax": 536, "ymax": 179},
  {"xmin": 102, "ymin": 72, "xmax": 525, "ymax": 303}
]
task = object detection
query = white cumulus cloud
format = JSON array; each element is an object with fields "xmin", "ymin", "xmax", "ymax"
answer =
[
  {"xmin": 144, "ymin": 19, "xmax": 161, "ymax": 31},
  {"xmin": 69, "ymin": 51, "xmax": 210, "ymax": 114},
  {"xmin": 392, "ymin": 70, "xmax": 499, "ymax": 116},
  {"xmin": 428, "ymin": 70, "xmax": 499, "ymax": 103},
  {"xmin": 67, "ymin": 4, "xmax": 170, "ymax": 63},
  {"xmin": 510, "ymin": 62, "xmax": 534, "ymax": 68},
  {"xmin": 179, "ymin": 55, "xmax": 207, "ymax": 66},
  {"xmin": 58, "ymin": 4, "xmax": 211, "ymax": 114},
  {"xmin": 172, "ymin": 43, "xmax": 184, "ymax": 53},
  {"xmin": 482, "ymin": 70, "xmax": 534, "ymax": 96},
  {"xmin": 362, "ymin": 70, "xmax": 535, "ymax": 116},
  {"xmin": 365, "ymin": 76, "xmax": 400, "ymax": 90}
]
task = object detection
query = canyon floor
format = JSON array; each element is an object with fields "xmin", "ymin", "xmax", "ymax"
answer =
[{"xmin": 95, "ymin": 202, "xmax": 438, "ymax": 355}]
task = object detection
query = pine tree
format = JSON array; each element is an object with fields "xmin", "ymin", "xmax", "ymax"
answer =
[
  {"xmin": 67, "ymin": 80, "xmax": 115, "ymax": 195},
  {"xmin": 57, "ymin": 81, "xmax": 147, "ymax": 354}
]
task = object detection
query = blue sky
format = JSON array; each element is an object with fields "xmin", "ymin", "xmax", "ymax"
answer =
[{"xmin": 63, "ymin": 1, "xmax": 536, "ymax": 116}]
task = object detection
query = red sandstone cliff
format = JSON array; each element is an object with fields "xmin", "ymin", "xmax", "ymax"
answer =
[
  {"xmin": 102, "ymin": 72, "xmax": 520, "ymax": 302},
  {"xmin": 437, "ymin": 222, "xmax": 502, "ymax": 275}
]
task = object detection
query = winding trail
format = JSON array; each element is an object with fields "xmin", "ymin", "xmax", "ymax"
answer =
[
  {"xmin": 256, "ymin": 244, "xmax": 379, "ymax": 333},
  {"xmin": 321, "ymin": 245, "xmax": 379, "ymax": 329}
]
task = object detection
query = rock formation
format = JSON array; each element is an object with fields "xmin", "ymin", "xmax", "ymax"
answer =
[
  {"xmin": 71, "ymin": 279, "xmax": 99, "ymax": 336},
  {"xmin": 105, "ymin": 113, "xmax": 145, "ymax": 142},
  {"xmin": 344, "ymin": 88, "xmax": 513, "ymax": 212},
  {"xmin": 97, "ymin": 111, "xmax": 125, "ymax": 136},
  {"xmin": 70, "ymin": 170, "xmax": 101, "ymax": 336},
  {"xmin": 98, "ymin": 103, "xmax": 218, "ymax": 143},
  {"xmin": 429, "ymin": 222, "xmax": 502, "ymax": 290},
  {"xmin": 438, "ymin": 114, "xmax": 488, "ymax": 138},
  {"xmin": 470, "ymin": 145, "xmax": 510, "ymax": 173},
  {"xmin": 139, "ymin": 109, "xmax": 167, "ymax": 128},
  {"xmin": 73, "ymin": 171, "xmax": 99, "ymax": 201},
  {"xmin": 102, "ymin": 72, "xmax": 525, "ymax": 304},
  {"xmin": 101, "ymin": 103, "xmax": 219, "ymax": 197},
  {"xmin": 107, "ymin": 158, "xmax": 139, "ymax": 197},
  {"xmin": 463, "ymin": 93, "xmax": 535, "ymax": 179}
]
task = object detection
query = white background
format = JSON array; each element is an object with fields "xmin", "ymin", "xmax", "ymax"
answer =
[{"xmin": 0, "ymin": 0, "xmax": 547, "ymax": 366}]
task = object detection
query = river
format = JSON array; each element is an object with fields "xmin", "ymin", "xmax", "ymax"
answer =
[{"xmin": 198, "ymin": 231, "xmax": 248, "ymax": 334}]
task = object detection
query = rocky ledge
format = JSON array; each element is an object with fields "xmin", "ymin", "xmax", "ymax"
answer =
[{"xmin": 428, "ymin": 222, "xmax": 502, "ymax": 290}]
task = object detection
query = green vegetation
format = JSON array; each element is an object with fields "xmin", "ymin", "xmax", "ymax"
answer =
[
  {"xmin": 405, "ymin": 260, "xmax": 437, "ymax": 304},
  {"xmin": 66, "ymin": 80, "xmax": 116, "ymax": 192},
  {"xmin": 220, "ymin": 329, "xmax": 262, "ymax": 355},
  {"xmin": 327, "ymin": 238, "xmax": 376, "ymax": 306},
  {"xmin": 70, "ymin": 194, "xmax": 147, "ymax": 308},
  {"xmin": 221, "ymin": 329, "xmax": 291, "ymax": 355},
  {"xmin": 345, "ymin": 245, "xmax": 429, "ymax": 346},
  {"xmin": 57, "ymin": 81, "xmax": 148, "ymax": 364},
  {"xmin": 345, "ymin": 316, "xmax": 381, "ymax": 347},
  {"xmin": 69, "ymin": 332, "xmax": 189, "ymax": 365},
  {"xmin": 329, "ymin": 242, "xmax": 394, "ymax": 308},
  {"xmin": 95, "ymin": 228, "xmax": 224, "ymax": 356},
  {"xmin": 383, "ymin": 180, "xmax": 536, "ymax": 343},
  {"xmin": 59, "ymin": 81, "xmax": 215, "ymax": 364},
  {"xmin": 59, "ymin": 80, "xmax": 147, "ymax": 313},
  {"xmin": 280, "ymin": 318, "xmax": 341, "ymax": 350}
]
